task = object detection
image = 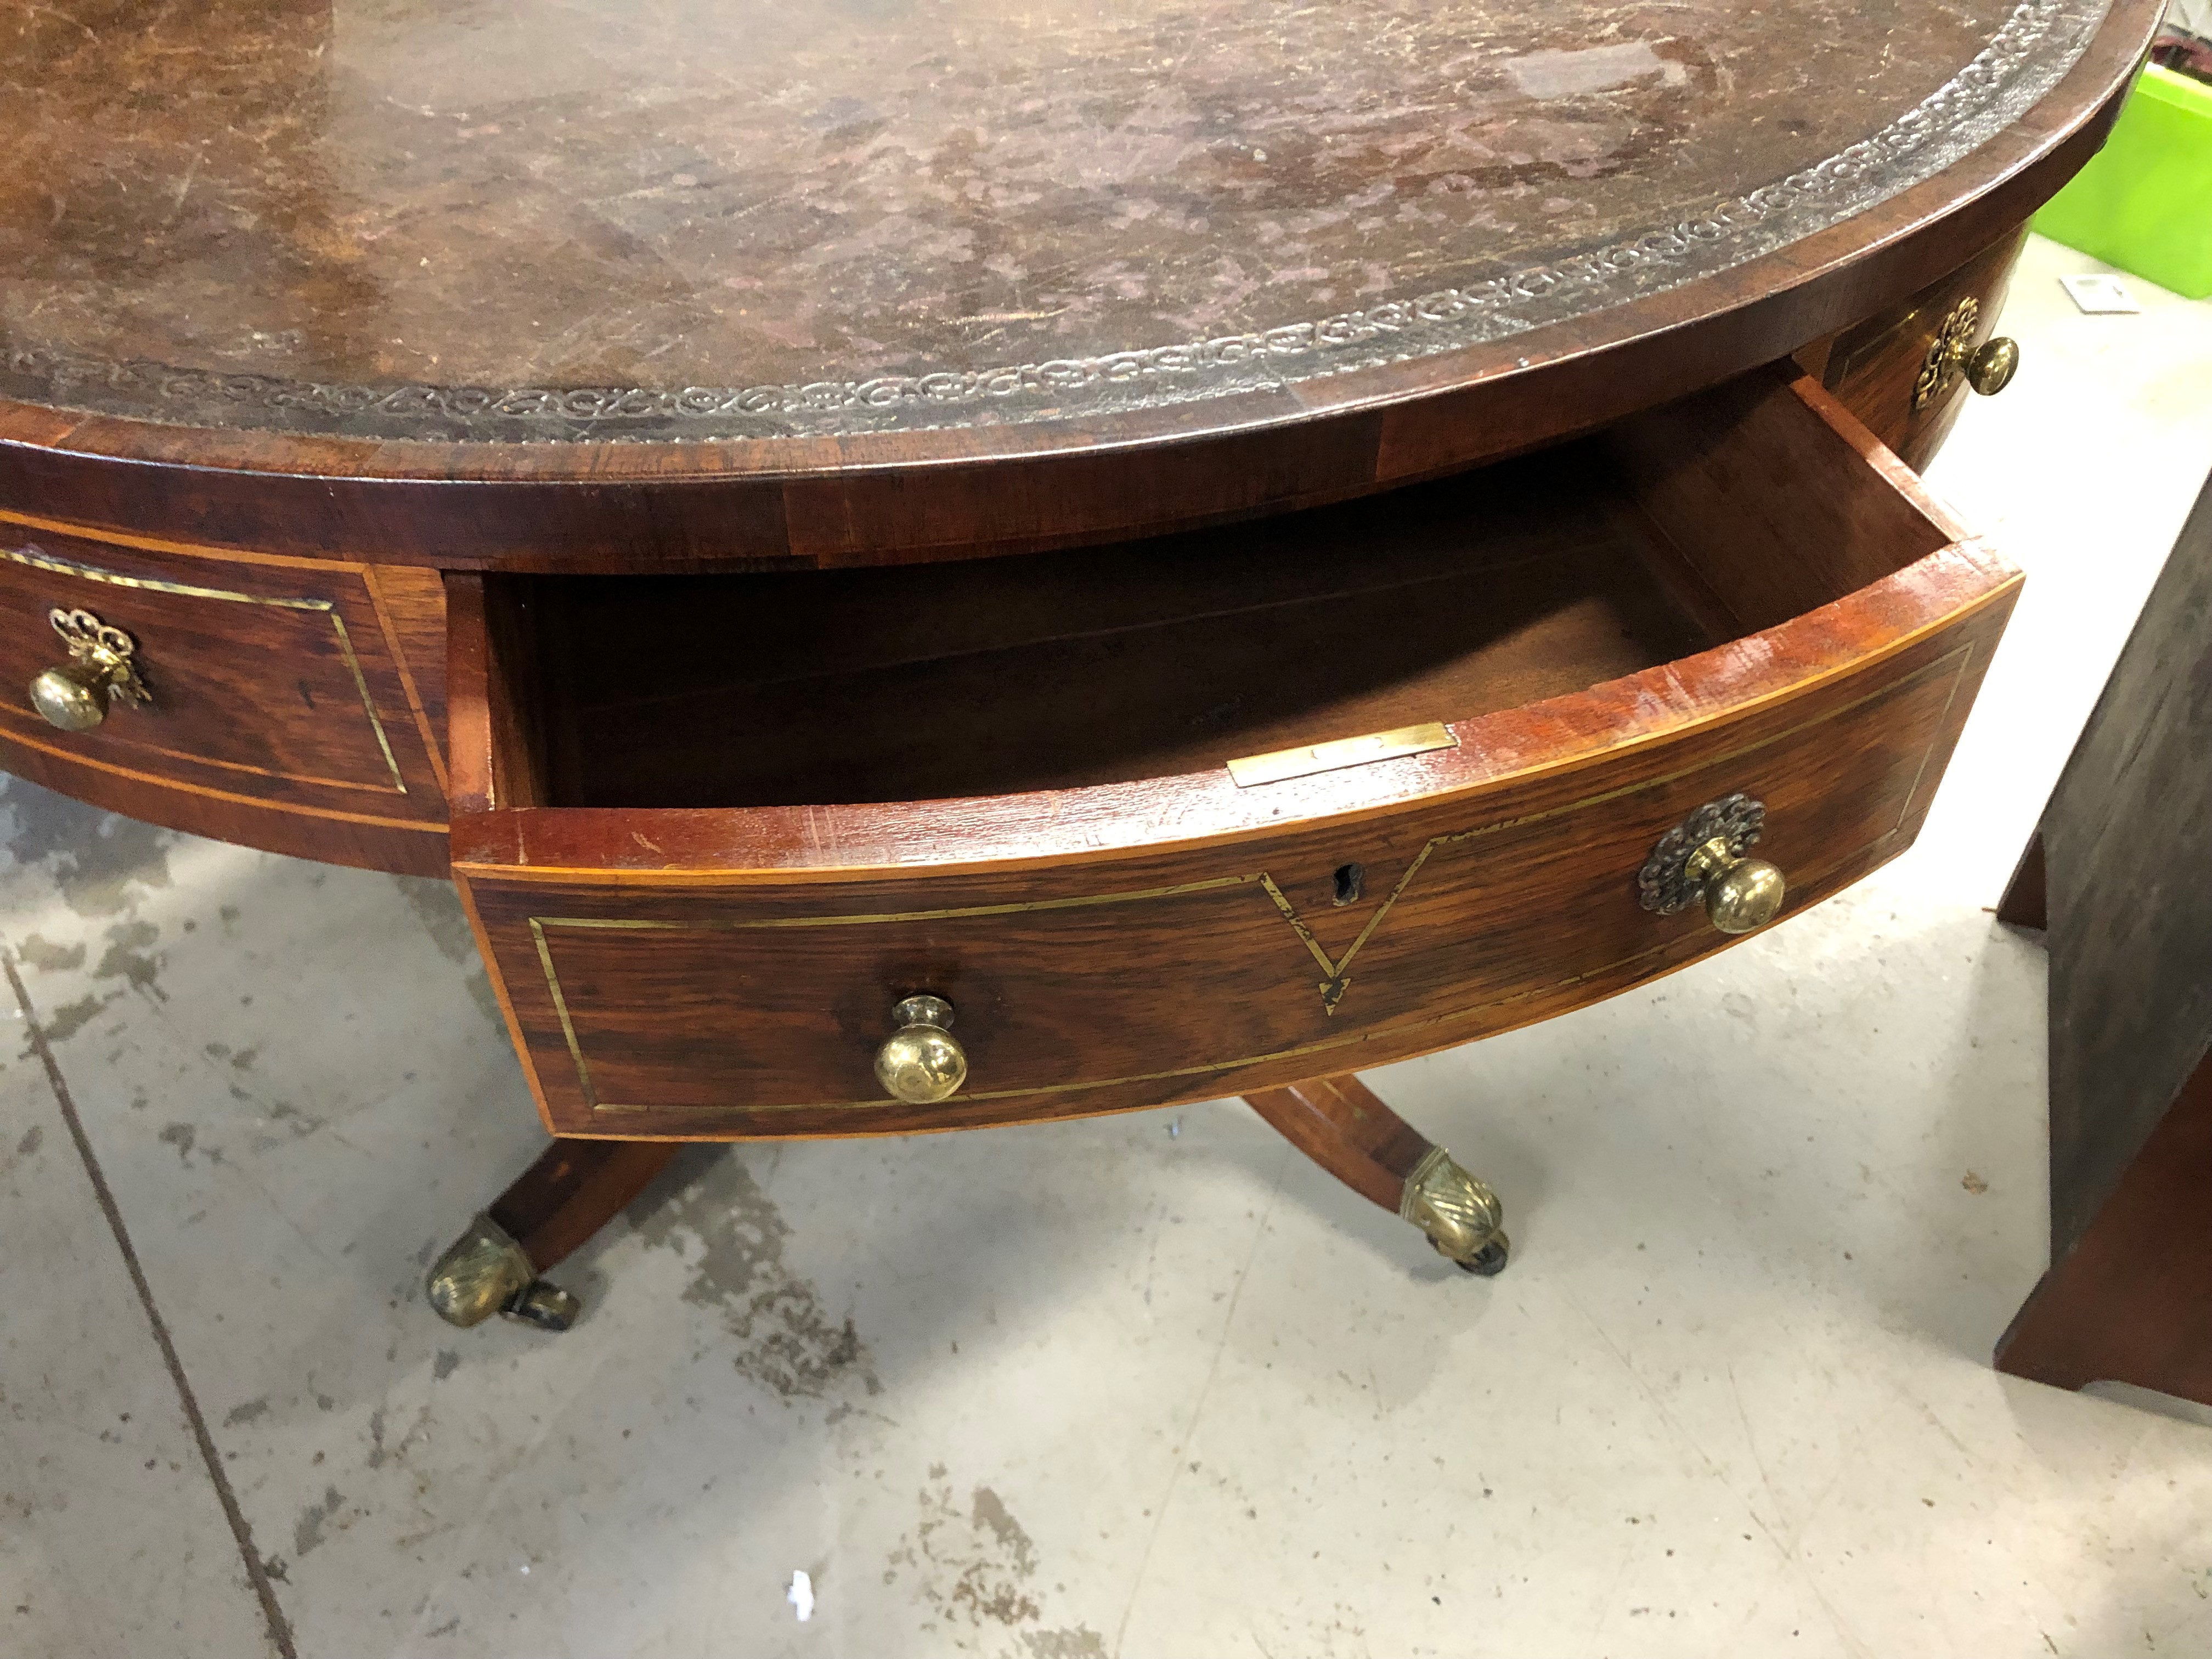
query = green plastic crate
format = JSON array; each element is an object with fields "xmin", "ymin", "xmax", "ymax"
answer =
[{"xmin": 2034, "ymin": 63, "xmax": 2212, "ymax": 300}]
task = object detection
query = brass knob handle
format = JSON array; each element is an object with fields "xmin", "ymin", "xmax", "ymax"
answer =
[
  {"xmin": 1637, "ymin": 793, "xmax": 1787, "ymax": 936},
  {"xmin": 1683, "ymin": 838, "xmax": 1786, "ymax": 934},
  {"xmin": 28, "ymin": 607, "xmax": 151, "ymax": 731},
  {"xmin": 1912, "ymin": 297, "xmax": 2019, "ymax": 410},
  {"xmin": 1965, "ymin": 336, "xmax": 2019, "ymax": 397},
  {"xmin": 873, "ymin": 995, "xmax": 968, "ymax": 1104}
]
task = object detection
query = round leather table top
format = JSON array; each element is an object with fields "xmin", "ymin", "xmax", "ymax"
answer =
[{"xmin": 1, "ymin": 0, "xmax": 2131, "ymax": 445}]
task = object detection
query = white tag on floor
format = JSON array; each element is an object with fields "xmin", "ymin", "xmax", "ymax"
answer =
[
  {"xmin": 2059, "ymin": 272, "xmax": 2143, "ymax": 314},
  {"xmin": 787, "ymin": 1570, "xmax": 815, "ymax": 1622}
]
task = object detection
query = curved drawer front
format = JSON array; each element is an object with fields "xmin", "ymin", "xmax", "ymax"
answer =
[
  {"xmin": 0, "ymin": 522, "xmax": 449, "ymax": 873},
  {"xmin": 448, "ymin": 369, "xmax": 2018, "ymax": 1138},
  {"xmin": 452, "ymin": 365, "xmax": 2022, "ymax": 1138},
  {"xmin": 458, "ymin": 575, "xmax": 2007, "ymax": 1137},
  {"xmin": 1798, "ymin": 225, "xmax": 2031, "ymax": 471}
]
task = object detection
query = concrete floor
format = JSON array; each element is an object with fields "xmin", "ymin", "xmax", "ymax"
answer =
[{"xmin": 3, "ymin": 235, "xmax": 2211, "ymax": 1659}]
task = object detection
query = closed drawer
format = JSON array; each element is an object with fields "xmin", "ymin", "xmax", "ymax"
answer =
[
  {"xmin": 449, "ymin": 366, "xmax": 2019, "ymax": 1139},
  {"xmin": 1796, "ymin": 224, "xmax": 2030, "ymax": 471},
  {"xmin": 0, "ymin": 525, "xmax": 448, "ymax": 870}
]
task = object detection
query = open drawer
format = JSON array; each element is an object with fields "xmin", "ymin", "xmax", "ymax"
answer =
[{"xmin": 448, "ymin": 368, "xmax": 2018, "ymax": 1140}]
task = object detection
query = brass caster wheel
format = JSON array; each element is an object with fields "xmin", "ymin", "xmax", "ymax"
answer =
[
  {"xmin": 1452, "ymin": 1233, "xmax": 1510, "ymax": 1277},
  {"xmin": 504, "ymin": 1280, "xmax": 583, "ymax": 1331},
  {"xmin": 1399, "ymin": 1146, "xmax": 1508, "ymax": 1277},
  {"xmin": 425, "ymin": 1214, "xmax": 580, "ymax": 1331}
]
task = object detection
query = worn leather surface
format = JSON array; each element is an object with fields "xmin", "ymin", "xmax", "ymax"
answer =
[{"xmin": 0, "ymin": 0, "xmax": 2110, "ymax": 439}]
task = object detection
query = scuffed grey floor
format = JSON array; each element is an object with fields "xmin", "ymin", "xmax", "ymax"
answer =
[{"xmin": 3, "ymin": 236, "xmax": 2211, "ymax": 1658}]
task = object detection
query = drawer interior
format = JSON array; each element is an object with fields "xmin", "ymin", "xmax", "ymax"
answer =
[{"xmin": 475, "ymin": 371, "xmax": 1956, "ymax": 811}]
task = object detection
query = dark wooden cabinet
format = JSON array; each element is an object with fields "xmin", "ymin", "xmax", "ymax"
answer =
[{"xmin": 1995, "ymin": 470, "xmax": 2212, "ymax": 1406}]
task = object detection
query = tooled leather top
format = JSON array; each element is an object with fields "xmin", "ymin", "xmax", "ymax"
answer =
[{"xmin": 0, "ymin": 0, "xmax": 2111, "ymax": 444}]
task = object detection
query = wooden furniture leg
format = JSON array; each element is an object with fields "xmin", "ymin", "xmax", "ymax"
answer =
[
  {"xmin": 426, "ymin": 1138, "xmax": 680, "ymax": 1331},
  {"xmin": 1244, "ymin": 1074, "xmax": 1509, "ymax": 1274},
  {"xmin": 1995, "ymin": 1050, "xmax": 2212, "ymax": 1400}
]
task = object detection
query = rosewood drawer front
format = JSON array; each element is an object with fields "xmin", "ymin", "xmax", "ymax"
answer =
[
  {"xmin": 1797, "ymin": 225, "xmax": 2030, "ymax": 472},
  {"xmin": 0, "ymin": 525, "xmax": 449, "ymax": 872},
  {"xmin": 448, "ymin": 369, "xmax": 2020, "ymax": 1141}
]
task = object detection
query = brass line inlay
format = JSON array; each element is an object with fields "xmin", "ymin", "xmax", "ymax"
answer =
[
  {"xmin": 1895, "ymin": 634, "xmax": 1974, "ymax": 826},
  {"xmin": 521, "ymin": 643, "xmax": 1977, "ymax": 1115},
  {"xmin": 1255, "ymin": 642, "xmax": 1975, "ymax": 1013},
  {"xmin": 530, "ymin": 872, "xmax": 1262, "ymax": 933},
  {"xmin": 359, "ymin": 565, "xmax": 452, "ymax": 799},
  {"xmin": 0, "ymin": 720, "xmax": 443, "ymax": 830},
  {"xmin": 0, "ymin": 506, "xmax": 364, "ymax": 573},
  {"xmin": 592, "ymin": 932, "xmax": 1688, "ymax": 1114},
  {"xmin": 531, "ymin": 874, "xmax": 1263, "ymax": 1111},
  {"xmin": 529, "ymin": 918, "xmax": 600, "ymax": 1111},
  {"xmin": 1, "ymin": 545, "xmax": 409, "ymax": 794}
]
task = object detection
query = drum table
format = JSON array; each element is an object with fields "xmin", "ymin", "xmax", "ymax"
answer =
[{"xmin": 0, "ymin": 0, "xmax": 2162, "ymax": 1329}]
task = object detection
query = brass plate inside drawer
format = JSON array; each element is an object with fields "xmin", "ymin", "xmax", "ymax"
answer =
[{"xmin": 1226, "ymin": 721, "xmax": 1458, "ymax": 787}]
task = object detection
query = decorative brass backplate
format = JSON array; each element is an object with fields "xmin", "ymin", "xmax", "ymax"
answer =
[
  {"xmin": 1637, "ymin": 793, "xmax": 1766, "ymax": 914},
  {"xmin": 1911, "ymin": 297, "xmax": 2018, "ymax": 411},
  {"xmin": 1914, "ymin": 297, "xmax": 1983, "ymax": 409},
  {"xmin": 31, "ymin": 607, "xmax": 151, "ymax": 730}
]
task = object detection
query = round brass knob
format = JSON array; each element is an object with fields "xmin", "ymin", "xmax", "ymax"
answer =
[
  {"xmin": 1636, "ymin": 792, "xmax": 1787, "ymax": 935},
  {"xmin": 27, "ymin": 607, "xmax": 150, "ymax": 731},
  {"xmin": 1965, "ymin": 336, "xmax": 2019, "ymax": 397},
  {"xmin": 30, "ymin": 661, "xmax": 111, "ymax": 731},
  {"xmin": 873, "ymin": 995, "xmax": 967, "ymax": 1105},
  {"xmin": 1685, "ymin": 837, "xmax": 1787, "ymax": 934},
  {"xmin": 1913, "ymin": 298, "xmax": 2022, "ymax": 410}
]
